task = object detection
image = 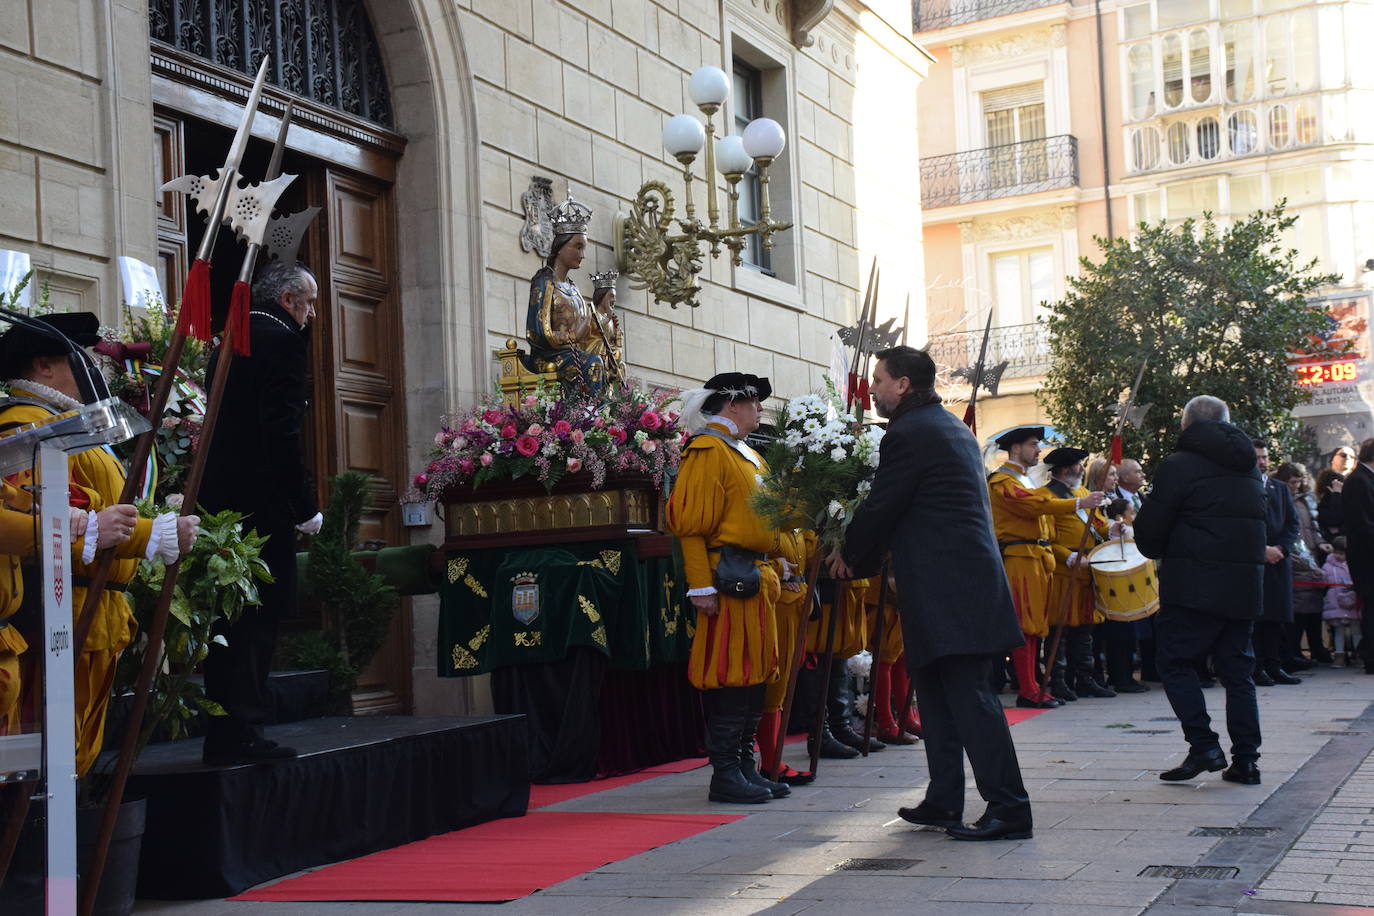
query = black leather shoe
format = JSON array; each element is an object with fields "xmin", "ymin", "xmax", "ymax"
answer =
[
  {"xmin": 947, "ymin": 811, "xmax": 1033, "ymax": 841},
  {"xmin": 809, "ymin": 725, "xmax": 860, "ymax": 759},
  {"xmin": 1253, "ymin": 670, "xmax": 1275, "ymax": 686},
  {"xmin": 1159, "ymin": 748, "xmax": 1227, "ymax": 781},
  {"xmin": 898, "ymin": 801, "xmax": 961, "ymax": 829},
  {"xmin": 708, "ymin": 766, "xmax": 772, "ymax": 804},
  {"xmin": 1049, "ymin": 680, "xmax": 1078, "ymax": 702},
  {"xmin": 1015, "ymin": 695, "xmax": 1060, "ymax": 709},
  {"xmin": 203, "ymin": 737, "xmax": 298, "ymax": 766},
  {"xmin": 1268, "ymin": 669, "xmax": 1301, "ymax": 685},
  {"xmin": 1112, "ymin": 680, "xmax": 1150, "ymax": 693},
  {"xmin": 1221, "ymin": 760, "xmax": 1261, "ymax": 785},
  {"xmin": 1076, "ymin": 679, "xmax": 1116, "ymax": 698},
  {"xmin": 833, "ymin": 723, "xmax": 886, "ymax": 752}
]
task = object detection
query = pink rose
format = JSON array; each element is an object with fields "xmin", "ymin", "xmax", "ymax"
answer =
[
  {"xmin": 524, "ymin": 394, "xmax": 538, "ymax": 407},
  {"xmin": 553, "ymin": 420, "xmax": 572, "ymax": 436},
  {"xmin": 608, "ymin": 426, "xmax": 628, "ymax": 445},
  {"xmin": 501, "ymin": 423, "xmax": 518, "ymax": 440},
  {"xmin": 515, "ymin": 435, "xmax": 540, "ymax": 457},
  {"xmin": 480, "ymin": 453, "xmax": 494, "ymax": 467},
  {"xmin": 458, "ymin": 458, "xmax": 476, "ymax": 475},
  {"xmin": 639, "ymin": 410, "xmax": 663, "ymax": 430},
  {"xmin": 593, "ymin": 417, "xmax": 606, "ymax": 429},
  {"xmin": 566, "ymin": 457, "xmax": 583, "ymax": 473},
  {"xmin": 571, "ymin": 429, "xmax": 585, "ymax": 444},
  {"xmin": 483, "ymin": 409, "xmax": 503, "ymax": 425},
  {"xmin": 526, "ymin": 423, "xmax": 543, "ymax": 437},
  {"xmin": 427, "ymin": 461, "xmax": 441, "ymax": 475},
  {"xmin": 413, "ymin": 473, "xmax": 428, "ymax": 488},
  {"xmin": 641, "ymin": 439, "xmax": 657, "ymax": 453}
]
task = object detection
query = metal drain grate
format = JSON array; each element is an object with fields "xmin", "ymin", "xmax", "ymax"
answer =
[
  {"xmin": 1127, "ymin": 729, "xmax": 1173, "ymax": 735},
  {"xmin": 833, "ymin": 858, "xmax": 921, "ymax": 871},
  {"xmin": 1189, "ymin": 826, "xmax": 1278, "ymax": 837},
  {"xmin": 1139, "ymin": 865, "xmax": 1239, "ymax": 879}
]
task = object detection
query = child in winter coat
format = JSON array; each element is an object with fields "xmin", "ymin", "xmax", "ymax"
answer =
[{"xmin": 1322, "ymin": 537, "xmax": 1361, "ymax": 666}]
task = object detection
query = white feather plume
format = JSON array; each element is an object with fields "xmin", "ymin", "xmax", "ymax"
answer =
[{"xmin": 678, "ymin": 387, "xmax": 715, "ymax": 435}]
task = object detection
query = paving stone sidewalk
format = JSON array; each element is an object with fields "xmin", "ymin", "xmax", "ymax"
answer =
[{"xmin": 135, "ymin": 665, "xmax": 1374, "ymax": 916}]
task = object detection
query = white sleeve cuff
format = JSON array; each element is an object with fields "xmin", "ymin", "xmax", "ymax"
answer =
[
  {"xmin": 144, "ymin": 512, "xmax": 178, "ymax": 565},
  {"xmin": 686, "ymin": 586, "xmax": 718, "ymax": 597},
  {"xmin": 81, "ymin": 511, "xmax": 97, "ymax": 564}
]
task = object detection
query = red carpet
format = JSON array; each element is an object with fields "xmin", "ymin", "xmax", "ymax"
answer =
[
  {"xmin": 1004, "ymin": 706, "xmax": 1052, "ymax": 725},
  {"xmin": 232, "ymin": 810, "xmax": 743, "ymax": 903},
  {"xmin": 529, "ymin": 756, "xmax": 707, "ymax": 809}
]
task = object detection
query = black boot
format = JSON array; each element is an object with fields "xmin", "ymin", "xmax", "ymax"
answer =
[
  {"xmin": 703, "ymin": 688, "xmax": 771, "ymax": 804},
  {"xmin": 829, "ymin": 658, "xmax": 885, "ymax": 752},
  {"xmin": 808, "ymin": 721, "xmax": 860, "ymax": 759},
  {"xmin": 739, "ymin": 686, "xmax": 790, "ymax": 798}
]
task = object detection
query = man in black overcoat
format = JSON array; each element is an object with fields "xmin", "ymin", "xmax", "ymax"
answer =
[
  {"xmin": 1339, "ymin": 438, "xmax": 1374, "ymax": 674},
  {"xmin": 1134, "ymin": 395, "xmax": 1266, "ymax": 785},
  {"xmin": 1251, "ymin": 440, "xmax": 1301, "ymax": 685},
  {"xmin": 199, "ymin": 260, "xmax": 323, "ymax": 764},
  {"xmin": 835, "ymin": 346, "xmax": 1030, "ymax": 841}
]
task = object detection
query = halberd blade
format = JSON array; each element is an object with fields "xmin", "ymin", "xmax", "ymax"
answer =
[
  {"xmin": 222, "ymin": 173, "xmax": 298, "ymax": 248},
  {"xmin": 264, "ymin": 205, "xmax": 322, "ymax": 264}
]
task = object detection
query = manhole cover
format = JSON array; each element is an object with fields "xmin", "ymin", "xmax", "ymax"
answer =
[
  {"xmin": 833, "ymin": 858, "xmax": 921, "ymax": 871},
  {"xmin": 1189, "ymin": 826, "xmax": 1278, "ymax": 837},
  {"xmin": 1127, "ymin": 729, "xmax": 1172, "ymax": 735},
  {"xmin": 1139, "ymin": 865, "xmax": 1240, "ymax": 879}
]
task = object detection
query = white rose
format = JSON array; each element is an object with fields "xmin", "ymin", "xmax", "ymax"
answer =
[{"xmin": 830, "ymin": 446, "xmax": 847, "ymax": 462}]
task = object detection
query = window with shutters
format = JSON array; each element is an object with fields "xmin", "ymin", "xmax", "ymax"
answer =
[{"xmin": 982, "ymin": 83, "xmax": 1046, "ymax": 191}]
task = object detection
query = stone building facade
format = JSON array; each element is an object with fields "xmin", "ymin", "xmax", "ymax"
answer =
[{"xmin": 0, "ymin": 0, "xmax": 932, "ymax": 714}]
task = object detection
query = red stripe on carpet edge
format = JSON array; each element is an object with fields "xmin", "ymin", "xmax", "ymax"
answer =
[{"xmin": 230, "ymin": 811, "xmax": 744, "ymax": 903}]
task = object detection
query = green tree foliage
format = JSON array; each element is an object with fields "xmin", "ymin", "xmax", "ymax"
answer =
[
  {"xmin": 1039, "ymin": 205, "xmax": 1343, "ymax": 470},
  {"xmin": 293, "ymin": 473, "xmax": 399, "ymax": 708}
]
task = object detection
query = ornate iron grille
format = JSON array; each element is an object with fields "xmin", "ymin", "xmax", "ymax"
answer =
[
  {"xmin": 149, "ymin": 0, "xmax": 393, "ymax": 127},
  {"xmin": 927, "ymin": 322, "xmax": 1051, "ymax": 381},
  {"xmin": 913, "ymin": 0, "xmax": 1064, "ymax": 31},
  {"xmin": 920, "ymin": 135, "xmax": 1078, "ymax": 209}
]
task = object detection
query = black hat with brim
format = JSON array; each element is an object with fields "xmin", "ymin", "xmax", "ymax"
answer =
[
  {"xmin": 994, "ymin": 426, "xmax": 1044, "ymax": 451},
  {"xmin": 0, "ymin": 312, "xmax": 101, "ymax": 379},
  {"xmin": 1043, "ymin": 446, "xmax": 1090, "ymax": 469},
  {"xmin": 704, "ymin": 372, "xmax": 772, "ymax": 402}
]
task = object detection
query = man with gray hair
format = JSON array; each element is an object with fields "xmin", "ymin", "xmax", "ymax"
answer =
[
  {"xmin": 1134, "ymin": 395, "xmax": 1268, "ymax": 784},
  {"xmin": 199, "ymin": 260, "xmax": 323, "ymax": 765}
]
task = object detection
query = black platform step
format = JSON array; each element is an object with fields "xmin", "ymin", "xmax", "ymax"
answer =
[
  {"xmin": 104, "ymin": 669, "xmax": 331, "ymax": 749},
  {"xmin": 127, "ymin": 715, "xmax": 529, "ymax": 898}
]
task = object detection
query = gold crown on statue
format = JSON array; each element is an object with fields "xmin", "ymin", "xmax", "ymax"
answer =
[
  {"xmin": 591, "ymin": 270, "xmax": 619, "ymax": 291},
  {"xmin": 550, "ymin": 193, "xmax": 592, "ymax": 236}
]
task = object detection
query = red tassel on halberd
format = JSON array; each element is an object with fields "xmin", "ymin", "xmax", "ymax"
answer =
[
  {"xmin": 1110, "ymin": 433, "xmax": 1124, "ymax": 466},
  {"xmin": 177, "ymin": 259, "xmax": 213, "ymax": 342},
  {"xmin": 227, "ymin": 280, "xmax": 252, "ymax": 356}
]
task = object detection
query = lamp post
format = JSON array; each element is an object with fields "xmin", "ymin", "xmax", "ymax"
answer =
[{"xmin": 615, "ymin": 66, "xmax": 793, "ymax": 309}]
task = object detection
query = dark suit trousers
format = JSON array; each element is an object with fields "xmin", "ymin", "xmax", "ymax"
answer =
[
  {"xmin": 1156, "ymin": 604, "xmax": 1261, "ymax": 762},
  {"xmin": 912, "ymin": 654, "xmax": 1030, "ymax": 818},
  {"xmin": 1360, "ymin": 587, "xmax": 1374, "ymax": 669},
  {"xmin": 1252, "ymin": 619, "xmax": 1286, "ymax": 674},
  {"xmin": 203, "ymin": 519, "xmax": 298, "ymax": 745}
]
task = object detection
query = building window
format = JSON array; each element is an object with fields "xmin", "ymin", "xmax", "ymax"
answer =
[
  {"xmin": 1132, "ymin": 128, "xmax": 1161, "ymax": 171},
  {"xmin": 1167, "ymin": 178, "xmax": 1220, "ymax": 220},
  {"xmin": 1223, "ymin": 23, "xmax": 1254, "ymax": 102},
  {"xmin": 1196, "ymin": 117, "xmax": 1220, "ymax": 159},
  {"xmin": 1132, "ymin": 191, "xmax": 1161, "ymax": 226},
  {"xmin": 991, "ymin": 247, "xmax": 1055, "ymax": 328},
  {"xmin": 1268, "ymin": 104, "xmax": 1290, "ymax": 147},
  {"xmin": 732, "ymin": 60, "xmax": 770, "ymax": 275},
  {"xmin": 1167, "ymin": 121, "xmax": 1191, "ymax": 163},
  {"xmin": 1129, "ymin": 45, "xmax": 1155, "ymax": 119},
  {"xmin": 1162, "ymin": 33, "xmax": 1184, "ymax": 107},
  {"xmin": 1294, "ymin": 100, "xmax": 1318, "ymax": 144},
  {"xmin": 1189, "ymin": 29, "xmax": 1212, "ymax": 103},
  {"xmin": 982, "ymin": 83, "xmax": 1046, "ymax": 190},
  {"xmin": 1228, "ymin": 110, "xmax": 1258, "ymax": 155}
]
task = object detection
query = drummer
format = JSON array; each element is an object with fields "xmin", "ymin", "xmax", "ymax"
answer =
[{"xmin": 1043, "ymin": 448, "xmax": 1116, "ymax": 702}]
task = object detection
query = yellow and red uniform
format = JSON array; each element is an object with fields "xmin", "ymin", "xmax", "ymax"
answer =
[
  {"xmin": 806, "ymin": 578, "xmax": 871, "ymax": 658},
  {"xmin": 863, "ymin": 578, "xmax": 905, "ymax": 665},
  {"xmin": 0, "ymin": 481, "xmax": 35, "ymax": 735},
  {"xmin": 667, "ymin": 423, "xmax": 781, "ymax": 690},
  {"xmin": 764, "ymin": 528, "xmax": 815, "ymax": 714},
  {"xmin": 2, "ymin": 390, "xmax": 153, "ymax": 774},
  {"xmin": 1047, "ymin": 483, "xmax": 1109, "ymax": 628},
  {"xmin": 987, "ymin": 461, "xmax": 1079, "ymax": 638}
]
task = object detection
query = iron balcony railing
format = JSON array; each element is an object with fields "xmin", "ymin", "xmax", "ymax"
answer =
[
  {"xmin": 919, "ymin": 135, "xmax": 1079, "ymax": 209},
  {"xmin": 913, "ymin": 0, "xmax": 1064, "ymax": 31},
  {"xmin": 926, "ymin": 321, "xmax": 1051, "ymax": 381}
]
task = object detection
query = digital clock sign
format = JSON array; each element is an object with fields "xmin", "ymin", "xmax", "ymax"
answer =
[{"xmin": 1297, "ymin": 361, "xmax": 1360, "ymax": 386}]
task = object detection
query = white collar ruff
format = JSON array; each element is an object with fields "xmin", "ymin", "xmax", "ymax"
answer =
[{"xmin": 7, "ymin": 379, "xmax": 82, "ymax": 412}]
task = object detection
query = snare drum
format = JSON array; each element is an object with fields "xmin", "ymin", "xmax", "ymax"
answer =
[{"xmin": 1088, "ymin": 539, "xmax": 1160, "ymax": 622}]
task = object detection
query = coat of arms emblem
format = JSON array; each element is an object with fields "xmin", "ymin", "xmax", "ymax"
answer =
[{"xmin": 511, "ymin": 570, "xmax": 540, "ymax": 625}]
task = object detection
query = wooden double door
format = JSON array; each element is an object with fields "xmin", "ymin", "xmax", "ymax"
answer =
[{"xmin": 154, "ymin": 109, "xmax": 411, "ymax": 714}]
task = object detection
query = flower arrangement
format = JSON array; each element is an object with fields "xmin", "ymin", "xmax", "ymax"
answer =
[
  {"xmin": 417, "ymin": 381, "xmax": 684, "ymax": 498},
  {"xmin": 753, "ymin": 381, "xmax": 884, "ymax": 552}
]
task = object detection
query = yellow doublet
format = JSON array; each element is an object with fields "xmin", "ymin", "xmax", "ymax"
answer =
[
  {"xmin": 0, "ymin": 482, "xmax": 36, "ymax": 735},
  {"xmin": 806, "ymin": 578, "xmax": 871, "ymax": 659},
  {"xmin": 1047, "ymin": 484, "xmax": 1108, "ymax": 628},
  {"xmin": 863, "ymin": 580, "xmax": 904, "ymax": 666},
  {"xmin": 1, "ymin": 393, "xmax": 153, "ymax": 773},
  {"xmin": 666, "ymin": 426, "xmax": 780, "ymax": 689},
  {"xmin": 988, "ymin": 462, "xmax": 1079, "ymax": 638},
  {"xmin": 764, "ymin": 528, "xmax": 815, "ymax": 713}
]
